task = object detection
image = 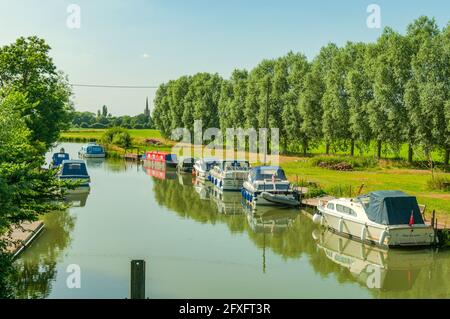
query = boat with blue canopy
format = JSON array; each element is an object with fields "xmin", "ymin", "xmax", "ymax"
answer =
[
  {"xmin": 78, "ymin": 143, "xmax": 106, "ymax": 158},
  {"xmin": 242, "ymin": 166, "xmax": 300, "ymax": 208}
]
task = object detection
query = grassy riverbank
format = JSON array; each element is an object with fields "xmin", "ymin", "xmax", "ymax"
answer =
[{"xmin": 59, "ymin": 129, "xmax": 450, "ymax": 221}]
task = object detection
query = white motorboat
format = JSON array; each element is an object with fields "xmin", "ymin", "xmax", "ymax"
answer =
[
  {"xmin": 210, "ymin": 160, "xmax": 250, "ymax": 191},
  {"xmin": 242, "ymin": 166, "xmax": 300, "ymax": 209},
  {"xmin": 78, "ymin": 143, "xmax": 106, "ymax": 158},
  {"xmin": 314, "ymin": 191, "xmax": 436, "ymax": 247},
  {"xmin": 193, "ymin": 157, "xmax": 220, "ymax": 180}
]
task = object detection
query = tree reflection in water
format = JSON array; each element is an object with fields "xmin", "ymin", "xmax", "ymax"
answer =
[
  {"xmin": 11, "ymin": 199, "xmax": 78, "ymax": 298},
  {"xmin": 152, "ymin": 176, "xmax": 450, "ymax": 298}
]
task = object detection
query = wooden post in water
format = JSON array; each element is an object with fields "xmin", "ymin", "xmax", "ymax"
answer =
[{"xmin": 131, "ymin": 260, "xmax": 146, "ymax": 299}]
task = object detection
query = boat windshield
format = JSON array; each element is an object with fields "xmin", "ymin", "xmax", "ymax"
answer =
[
  {"xmin": 224, "ymin": 161, "xmax": 249, "ymax": 170},
  {"xmin": 61, "ymin": 163, "xmax": 88, "ymax": 176},
  {"xmin": 87, "ymin": 146, "xmax": 104, "ymax": 154},
  {"xmin": 253, "ymin": 168, "xmax": 287, "ymax": 181}
]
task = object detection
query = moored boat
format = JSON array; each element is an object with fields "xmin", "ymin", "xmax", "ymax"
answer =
[
  {"xmin": 177, "ymin": 157, "xmax": 195, "ymax": 173},
  {"xmin": 193, "ymin": 157, "xmax": 220, "ymax": 180},
  {"xmin": 144, "ymin": 151, "xmax": 178, "ymax": 169},
  {"xmin": 210, "ymin": 160, "xmax": 250, "ymax": 191},
  {"xmin": 51, "ymin": 148, "xmax": 70, "ymax": 169},
  {"xmin": 315, "ymin": 190, "xmax": 436, "ymax": 248},
  {"xmin": 58, "ymin": 159, "xmax": 91, "ymax": 190},
  {"xmin": 78, "ymin": 143, "xmax": 106, "ymax": 158},
  {"xmin": 242, "ymin": 166, "xmax": 300, "ymax": 208}
]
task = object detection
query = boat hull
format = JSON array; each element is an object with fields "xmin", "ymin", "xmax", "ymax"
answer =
[
  {"xmin": 242, "ymin": 188, "xmax": 299, "ymax": 209},
  {"xmin": 79, "ymin": 152, "xmax": 106, "ymax": 158},
  {"xmin": 210, "ymin": 175, "xmax": 244, "ymax": 191},
  {"xmin": 317, "ymin": 207, "xmax": 435, "ymax": 247}
]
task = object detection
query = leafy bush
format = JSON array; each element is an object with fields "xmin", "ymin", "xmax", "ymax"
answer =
[
  {"xmin": 101, "ymin": 127, "xmax": 132, "ymax": 148},
  {"xmin": 310, "ymin": 155, "xmax": 378, "ymax": 170},
  {"xmin": 326, "ymin": 184, "xmax": 355, "ymax": 197},
  {"xmin": 427, "ymin": 176, "xmax": 450, "ymax": 191},
  {"xmin": 303, "ymin": 187, "xmax": 327, "ymax": 199}
]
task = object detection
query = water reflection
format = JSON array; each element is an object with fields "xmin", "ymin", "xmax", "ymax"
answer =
[
  {"xmin": 65, "ymin": 189, "xmax": 90, "ymax": 207},
  {"xmin": 246, "ymin": 208, "xmax": 297, "ymax": 234},
  {"xmin": 313, "ymin": 229, "xmax": 434, "ymax": 292},
  {"xmin": 151, "ymin": 175, "xmax": 450, "ymax": 297},
  {"xmin": 14, "ymin": 147, "xmax": 450, "ymax": 298},
  {"xmin": 13, "ymin": 209, "xmax": 76, "ymax": 298}
]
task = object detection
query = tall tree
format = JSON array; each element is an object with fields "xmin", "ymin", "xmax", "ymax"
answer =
[
  {"xmin": 0, "ymin": 36, "xmax": 72, "ymax": 148},
  {"xmin": 344, "ymin": 42, "xmax": 373, "ymax": 155},
  {"xmin": 321, "ymin": 45, "xmax": 352, "ymax": 154},
  {"xmin": 366, "ymin": 29, "xmax": 411, "ymax": 159},
  {"xmin": 281, "ymin": 52, "xmax": 310, "ymax": 154}
]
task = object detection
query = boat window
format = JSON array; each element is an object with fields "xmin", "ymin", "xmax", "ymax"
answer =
[
  {"xmin": 62, "ymin": 163, "xmax": 88, "ymax": 176},
  {"xmin": 275, "ymin": 184, "xmax": 289, "ymax": 191},
  {"xmin": 257, "ymin": 168, "xmax": 287, "ymax": 181},
  {"xmin": 258, "ymin": 184, "xmax": 274, "ymax": 191},
  {"xmin": 88, "ymin": 146, "xmax": 104, "ymax": 154},
  {"xmin": 336, "ymin": 204, "xmax": 356, "ymax": 216},
  {"xmin": 327, "ymin": 203, "xmax": 335, "ymax": 210}
]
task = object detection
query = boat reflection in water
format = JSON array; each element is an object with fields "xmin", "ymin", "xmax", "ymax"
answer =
[
  {"xmin": 144, "ymin": 166, "xmax": 177, "ymax": 181},
  {"xmin": 193, "ymin": 178, "xmax": 212, "ymax": 200},
  {"xmin": 84, "ymin": 157, "xmax": 105, "ymax": 168},
  {"xmin": 65, "ymin": 189, "xmax": 90, "ymax": 208},
  {"xmin": 312, "ymin": 228, "xmax": 434, "ymax": 291},
  {"xmin": 210, "ymin": 186, "xmax": 245, "ymax": 215},
  {"xmin": 246, "ymin": 206, "xmax": 298, "ymax": 234}
]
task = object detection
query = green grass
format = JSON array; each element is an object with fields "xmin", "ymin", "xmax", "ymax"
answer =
[
  {"xmin": 303, "ymin": 140, "xmax": 444, "ymax": 163},
  {"xmin": 282, "ymin": 159, "xmax": 450, "ymax": 220},
  {"xmin": 61, "ymin": 128, "xmax": 162, "ymax": 141}
]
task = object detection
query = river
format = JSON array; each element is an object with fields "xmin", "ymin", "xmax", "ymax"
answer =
[{"xmin": 13, "ymin": 143, "xmax": 450, "ymax": 299}]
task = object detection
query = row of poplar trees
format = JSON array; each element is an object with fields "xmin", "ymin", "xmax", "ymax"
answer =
[{"xmin": 152, "ymin": 17, "xmax": 450, "ymax": 164}]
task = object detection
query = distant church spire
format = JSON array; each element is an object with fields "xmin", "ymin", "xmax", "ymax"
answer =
[{"xmin": 144, "ymin": 96, "xmax": 150, "ymax": 118}]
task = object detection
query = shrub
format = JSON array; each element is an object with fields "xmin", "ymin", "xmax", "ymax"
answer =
[
  {"xmin": 310, "ymin": 155, "xmax": 378, "ymax": 170},
  {"xmin": 101, "ymin": 127, "xmax": 132, "ymax": 148},
  {"xmin": 303, "ymin": 187, "xmax": 327, "ymax": 199},
  {"xmin": 427, "ymin": 176, "xmax": 450, "ymax": 191}
]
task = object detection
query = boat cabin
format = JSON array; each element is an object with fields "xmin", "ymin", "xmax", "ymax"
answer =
[
  {"xmin": 52, "ymin": 151, "xmax": 70, "ymax": 168},
  {"xmin": 248, "ymin": 166, "xmax": 290, "ymax": 191},
  {"xmin": 59, "ymin": 160, "xmax": 90, "ymax": 186},
  {"xmin": 79, "ymin": 143, "xmax": 106, "ymax": 158}
]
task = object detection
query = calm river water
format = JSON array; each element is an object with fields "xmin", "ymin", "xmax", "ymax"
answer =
[{"xmin": 13, "ymin": 143, "xmax": 450, "ymax": 298}]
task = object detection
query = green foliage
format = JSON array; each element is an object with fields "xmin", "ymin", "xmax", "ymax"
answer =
[
  {"xmin": 0, "ymin": 92, "xmax": 66, "ymax": 232},
  {"xmin": 303, "ymin": 187, "xmax": 327, "ymax": 199},
  {"xmin": 101, "ymin": 127, "xmax": 132, "ymax": 148},
  {"xmin": 70, "ymin": 107, "xmax": 153, "ymax": 130},
  {"xmin": 0, "ymin": 36, "xmax": 72, "ymax": 148},
  {"xmin": 150, "ymin": 16, "xmax": 450, "ymax": 164},
  {"xmin": 427, "ymin": 176, "xmax": 450, "ymax": 191},
  {"xmin": 310, "ymin": 155, "xmax": 378, "ymax": 170}
]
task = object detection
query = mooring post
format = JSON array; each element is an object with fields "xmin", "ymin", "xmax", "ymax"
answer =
[{"xmin": 131, "ymin": 260, "xmax": 146, "ymax": 299}]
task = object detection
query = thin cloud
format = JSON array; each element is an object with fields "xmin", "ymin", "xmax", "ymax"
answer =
[{"xmin": 141, "ymin": 53, "xmax": 150, "ymax": 59}]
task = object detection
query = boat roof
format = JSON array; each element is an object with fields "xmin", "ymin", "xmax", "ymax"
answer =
[
  {"xmin": 251, "ymin": 166, "xmax": 283, "ymax": 171},
  {"xmin": 357, "ymin": 190, "xmax": 424, "ymax": 225},
  {"xmin": 62, "ymin": 159, "xmax": 86, "ymax": 165}
]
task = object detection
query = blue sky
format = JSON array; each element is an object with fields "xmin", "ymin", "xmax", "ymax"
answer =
[{"xmin": 1, "ymin": 0, "xmax": 450, "ymax": 115}]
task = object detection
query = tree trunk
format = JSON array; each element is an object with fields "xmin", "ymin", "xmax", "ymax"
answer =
[
  {"xmin": 445, "ymin": 148, "xmax": 450, "ymax": 168},
  {"xmin": 377, "ymin": 140, "xmax": 382, "ymax": 160},
  {"xmin": 325, "ymin": 143, "xmax": 330, "ymax": 155},
  {"xmin": 302, "ymin": 140, "xmax": 308, "ymax": 156},
  {"xmin": 350, "ymin": 140, "xmax": 355, "ymax": 157},
  {"xmin": 408, "ymin": 144, "xmax": 413, "ymax": 164}
]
